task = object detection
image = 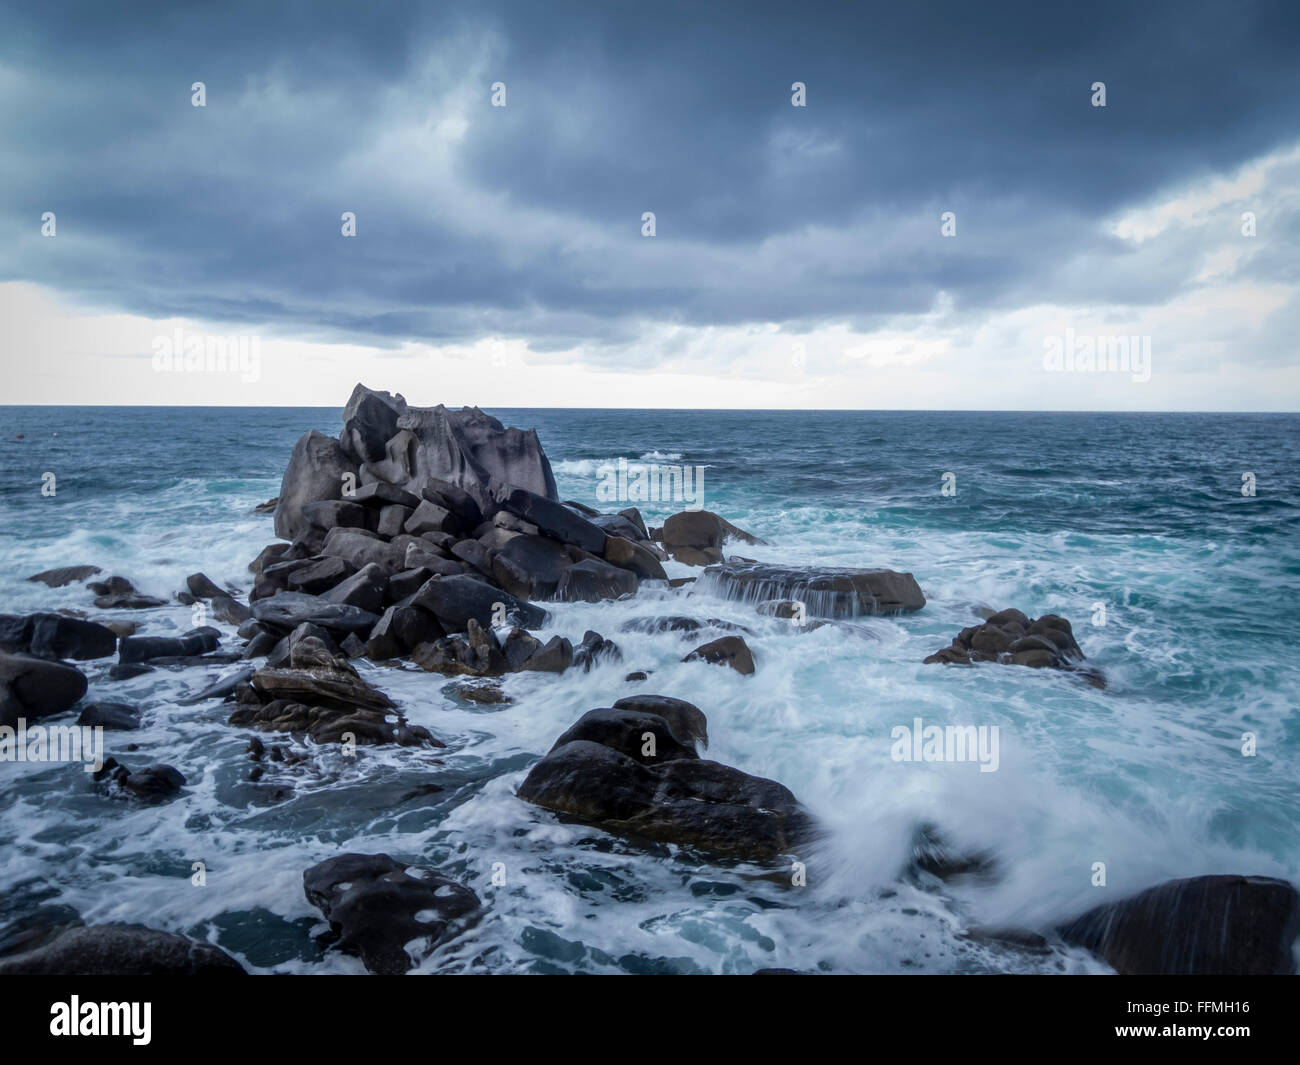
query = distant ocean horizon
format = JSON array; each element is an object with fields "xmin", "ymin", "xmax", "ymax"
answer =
[{"xmin": 2, "ymin": 405, "xmax": 1298, "ymax": 973}]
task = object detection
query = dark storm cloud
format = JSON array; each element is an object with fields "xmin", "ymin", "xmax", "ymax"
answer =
[{"xmin": 1, "ymin": 0, "xmax": 1298, "ymax": 349}]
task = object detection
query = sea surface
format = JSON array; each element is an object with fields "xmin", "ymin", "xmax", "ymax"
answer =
[{"xmin": 1, "ymin": 406, "xmax": 1298, "ymax": 974}]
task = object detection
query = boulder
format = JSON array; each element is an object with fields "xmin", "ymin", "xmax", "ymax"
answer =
[
  {"xmin": 0, "ymin": 613, "xmax": 117, "ymax": 660},
  {"xmin": 185, "ymin": 572, "xmax": 230, "ymax": 600},
  {"xmin": 286, "ymin": 556, "xmax": 356, "ymax": 595},
  {"xmin": 661, "ymin": 510, "xmax": 765, "ymax": 551},
  {"xmin": 25, "ymin": 565, "xmax": 102, "ymax": 588},
  {"xmin": 349, "ymin": 481, "xmax": 421, "ymax": 509},
  {"xmin": 683, "ymin": 635, "xmax": 756, "ymax": 675},
  {"xmin": 572, "ymin": 630, "xmax": 622, "ymax": 672},
  {"xmin": 320, "ymin": 527, "xmax": 403, "ymax": 573},
  {"xmin": 320, "ymin": 563, "xmax": 389, "ymax": 614},
  {"xmin": 119, "ymin": 627, "xmax": 221, "ymax": 664},
  {"xmin": 376, "ymin": 503, "xmax": 414, "ymax": 538},
  {"xmin": 1057, "ymin": 874, "xmax": 1300, "ymax": 975},
  {"xmin": 273, "ymin": 430, "xmax": 358, "ymax": 542},
  {"xmin": 88, "ymin": 576, "xmax": 167, "ymax": 610},
  {"xmin": 490, "ymin": 534, "xmax": 573, "ymax": 600},
  {"xmin": 697, "ymin": 562, "xmax": 926, "ymax": 617},
  {"xmin": 366, "ymin": 604, "xmax": 443, "ymax": 660},
  {"xmin": 302, "ymin": 499, "xmax": 373, "ymax": 535},
  {"xmin": 602, "ymin": 535, "xmax": 668, "ymax": 580},
  {"xmin": 302, "ymin": 853, "xmax": 479, "ymax": 975},
  {"xmin": 518, "ymin": 739, "xmax": 812, "ymax": 862},
  {"xmin": 0, "ymin": 652, "xmax": 88, "ymax": 726},
  {"xmin": 77, "ymin": 702, "xmax": 141, "ymax": 730},
  {"xmin": 548, "ymin": 707, "xmax": 698, "ymax": 764},
  {"xmin": 494, "ymin": 486, "xmax": 606, "ymax": 554},
  {"xmin": 411, "ymin": 574, "xmax": 547, "ymax": 632},
  {"xmin": 250, "ymin": 592, "xmax": 381, "ymax": 636},
  {"xmin": 518, "ymin": 634, "xmax": 573, "ymax": 673},
  {"xmin": 94, "ymin": 759, "xmax": 186, "ymax": 802},
  {"xmin": 404, "ymin": 499, "xmax": 459, "ymax": 537},
  {"xmin": 556, "ymin": 558, "xmax": 638, "ymax": 603},
  {"xmin": 0, "ymin": 924, "xmax": 245, "ymax": 975},
  {"xmin": 612, "ymin": 694, "xmax": 708, "ymax": 750},
  {"xmin": 340, "ymin": 383, "xmax": 406, "ymax": 465}
]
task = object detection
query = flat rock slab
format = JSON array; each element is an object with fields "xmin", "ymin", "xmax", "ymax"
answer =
[
  {"xmin": 697, "ymin": 562, "xmax": 925, "ymax": 617},
  {"xmin": 251, "ymin": 592, "xmax": 380, "ymax": 635}
]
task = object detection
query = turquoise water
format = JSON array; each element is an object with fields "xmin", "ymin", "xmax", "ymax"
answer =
[{"xmin": 0, "ymin": 406, "xmax": 1297, "ymax": 973}]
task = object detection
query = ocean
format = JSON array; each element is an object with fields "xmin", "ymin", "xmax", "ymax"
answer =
[{"xmin": 1, "ymin": 406, "xmax": 1298, "ymax": 974}]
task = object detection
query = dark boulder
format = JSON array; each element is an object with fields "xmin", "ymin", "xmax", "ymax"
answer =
[
  {"xmin": 251, "ymin": 592, "xmax": 380, "ymax": 637},
  {"xmin": 1, "ymin": 613, "xmax": 117, "ymax": 660},
  {"xmin": 349, "ymin": 481, "xmax": 421, "ymax": 509},
  {"xmin": 286, "ymin": 556, "xmax": 357, "ymax": 595},
  {"xmin": 1057, "ymin": 874, "xmax": 1300, "ymax": 975},
  {"xmin": 491, "ymin": 534, "xmax": 573, "ymax": 600},
  {"xmin": 0, "ymin": 652, "xmax": 88, "ymax": 726},
  {"xmin": 612, "ymin": 694, "xmax": 708, "ymax": 750},
  {"xmin": 273, "ymin": 430, "xmax": 358, "ymax": 543},
  {"xmin": 94, "ymin": 759, "xmax": 186, "ymax": 802},
  {"xmin": 88, "ymin": 576, "xmax": 167, "ymax": 610},
  {"xmin": 340, "ymin": 383, "xmax": 406, "ymax": 465},
  {"xmin": 572, "ymin": 630, "xmax": 622, "ymax": 672},
  {"xmin": 411, "ymin": 574, "xmax": 547, "ymax": 631},
  {"xmin": 556, "ymin": 558, "xmax": 638, "ymax": 602},
  {"xmin": 303, "ymin": 852, "xmax": 479, "ymax": 975},
  {"xmin": 119, "ymin": 627, "xmax": 221, "ymax": 664},
  {"xmin": 603, "ymin": 535, "xmax": 668, "ymax": 580},
  {"xmin": 683, "ymin": 635, "xmax": 756, "ymax": 675},
  {"xmin": 77, "ymin": 702, "xmax": 141, "ymax": 730},
  {"xmin": 924, "ymin": 610, "xmax": 1102, "ymax": 686},
  {"xmin": 0, "ymin": 924, "xmax": 245, "ymax": 975},
  {"xmin": 25, "ymin": 565, "xmax": 102, "ymax": 588},
  {"xmin": 518, "ymin": 740, "xmax": 812, "ymax": 863},
  {"xmin": 549, "ymin": 707, "xmax": 699, "ymax": 764},
  {"xmin": 320, "ymin": 563, "xmax": 389, "ymax": 614},
  {"xmin": 494, "ymin": 486, "xmax": 606, "ymax": 554}
]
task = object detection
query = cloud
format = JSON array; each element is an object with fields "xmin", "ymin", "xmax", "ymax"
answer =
[{"xmin": 0, "ymin": 0, "xmax": 1298, "ymax": 406}]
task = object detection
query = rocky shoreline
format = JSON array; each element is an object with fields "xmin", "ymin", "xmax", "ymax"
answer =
[{"xmin": 1, "ymin": 383, "xmax": 1296, "ymax": 976}]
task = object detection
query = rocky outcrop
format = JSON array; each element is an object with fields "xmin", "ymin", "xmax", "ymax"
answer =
[
  {"xmin": 518, "ymin": 700, "xmax": 811, "ymax": 862},
  {"xmin": 924, "ymin": 608, "xmax": 1102, "ymax": 686},
  {"xmin": 0, "ymin": 924, "xmax": 246, "ymax": 975},
  {"xmin": 696, "ymin": 562, "xmax": 925, "ymax": 616},
  {"xmin": 303, "ymin": 853, "xmax": 480, "ymax": 975},
  {"xmin": 1056, "ymin": 874, "xmax": 1300, "ymax": 975}
]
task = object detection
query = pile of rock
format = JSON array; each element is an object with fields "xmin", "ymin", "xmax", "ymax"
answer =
[
  {"xmin": 924, "ymin": 608, "xmax": 1103, "ymax": 685},
  {"xmin": 228, "ymin": 629, "xmax": 436, "ymax": 747},
  {"xmin": 236, "ymin": 384, "xmax": 676, "ymax": 672},
  {"xmin": 518, "ymin": 695, "xmax": 813, "ymax": 863}
]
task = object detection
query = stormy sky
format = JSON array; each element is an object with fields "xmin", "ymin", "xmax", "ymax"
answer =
[{"xmin": 2, "ymin": 0, "xmax": 1298, "ymax": 408}]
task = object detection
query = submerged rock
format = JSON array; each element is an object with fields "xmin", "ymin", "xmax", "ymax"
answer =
[
  {"xmin": 696, "ymin": 562, "xmax": 925, "ymax": 617},
  {"xmin": 303, "ymin": 852, "xmax": 480, "ymax": 975},
  {"xmin": 25, "ymin": 565, "xmax": 102, "ymax": 588},
  {"xmin": 0, "ymin": 924, "xmax": 245, "ymax": 975},
  {"xmin": 88, "ymin": 576, "xmax": 168, "ymax": 610},
  {"xmin": 93, "ymin": 759, "xmax": 187, "ymax": 802},
  {"xmin": 76, "ymin": 701, "xmax": 141, "ymax": 730},
  {"xmin": 1056, "ymin": 874, "xmax": 1300, "ymax": 975}
]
